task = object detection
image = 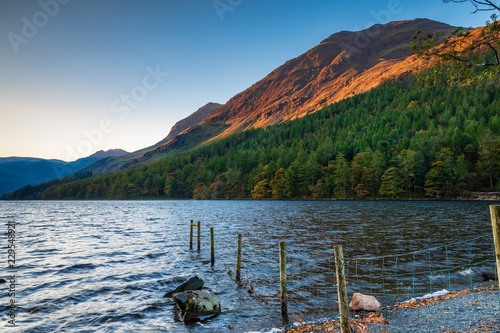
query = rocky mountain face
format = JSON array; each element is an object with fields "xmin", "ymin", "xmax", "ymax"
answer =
[{"xmin": 201, "ymin": 19, "xmax": 454, "ymax": 141}]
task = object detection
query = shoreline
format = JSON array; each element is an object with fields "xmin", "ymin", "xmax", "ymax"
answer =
[
  {"xmin": 276, "ymin": 286, "xmax": 500, "ymax": 333},
  {"xmin": 2, "ymin": 197, "xmax": 500, "ymax": 202}
]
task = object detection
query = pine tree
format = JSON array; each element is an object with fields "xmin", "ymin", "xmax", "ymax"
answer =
[
  {"xmin": 334, "ymin": 153, "xmax": 350, "ymax": 198},
  {"xmin": 164, "ymin": 176, "xmax": 173, "ymax": 198},
  {"xmin": 478, "ymin": 128, "xmax": 500, "ymax": 190},
  {"xmin": 454, "ymin": 154, "xmax": 469, "ymax": 195},
  {"xmin": 398, "ymin": 149, "xmax": 418, "ymax": 195}
]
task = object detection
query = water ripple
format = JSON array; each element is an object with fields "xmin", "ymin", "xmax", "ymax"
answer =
[{"xmin": 0, "ymin": 200, "xmax": 496, "ymax": 332}]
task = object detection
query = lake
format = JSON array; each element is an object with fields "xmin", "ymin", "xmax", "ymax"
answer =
[{"xmin": 0, "ymin": 200, "xmax": 498, "ymax": 332}]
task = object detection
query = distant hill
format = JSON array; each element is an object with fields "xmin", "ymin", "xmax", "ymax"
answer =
[{"xmin": 0, "ymin": 149, "xmax": 128, "ymax": 196}]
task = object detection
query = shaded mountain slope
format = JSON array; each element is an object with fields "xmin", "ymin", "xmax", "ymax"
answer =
[
  {"xmin": 78, "ymin": 103, "xmax": 224, "ymax": 175},
  {"xmin": 162, "ymin": 102, "xmax": 223, "ymax": 143}
]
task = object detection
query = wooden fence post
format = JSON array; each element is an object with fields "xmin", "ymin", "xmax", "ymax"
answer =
[
  {"xmin": 190, "ymin": 220, "xmax": 193, "ymax": 250},
  {"xmin": 280, "ymin": 241, "xmax": 288, "ymax": 320},
  {"xmin": 335, "ymin": 245, "xmax": 351, "ymax": 333},
  {"xmin": 210, "ymin": 227, "xmax": 215, "ymax": 267},
  {"xmin": 197, "ymin": 221, "xmax": 201, "ymax": 252},
  {"xmin": 236, "ymin": 234, "xmax": 242, "ymax": 284},
  {"xmin": 490, "ymin": 205, "xmax": 500, "ymax": 290}
]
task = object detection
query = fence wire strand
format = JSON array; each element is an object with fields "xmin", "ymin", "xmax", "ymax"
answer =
[{"xmin": 285, "ymin": 234, "xmax": 500, "ymax": 331}]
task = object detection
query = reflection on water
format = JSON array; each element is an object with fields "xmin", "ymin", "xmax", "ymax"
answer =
[{"xmin": 0, "ymin": 200, "xmax": 497, "ymax": 332}]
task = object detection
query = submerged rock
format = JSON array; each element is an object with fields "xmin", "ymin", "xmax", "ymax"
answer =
[
  {"xmin": 480, "ymin": 271, "xmax": 497, "ymax": 282},
  {"xmin": 350, "ymin": 292, "xmax": 381, "ymax": 311},
  {"xmin": 183, "ymin": 290, "xmax": 221, "ymax": 321},
  {"xmin": 164, "ymin": 276, "xmax": 204, "ymax": 298}
]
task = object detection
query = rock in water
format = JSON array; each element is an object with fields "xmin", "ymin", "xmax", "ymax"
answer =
[
  {"xmin": 164, "ymin": 276, "xmax": 204, "ymax": 298},
  {"xmin": 350, "ymin": 292, "xmax": 381, "ymax": 311},
  {"xmin": 173, "ymin": 292, "xmax": 190, "ymax": 311},
  {"xmin": 183, "ymin": 290, "xmax": 221, "ymax": 321}
]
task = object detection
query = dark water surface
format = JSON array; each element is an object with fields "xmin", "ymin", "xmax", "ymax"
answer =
[{"xmin": 0, "ymin": 200, "xmax": 498, "ymax": 332}]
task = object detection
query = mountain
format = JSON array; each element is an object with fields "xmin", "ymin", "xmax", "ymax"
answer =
[
  {"xmin": 201, "ymin": 19, "xmax": 454, "ymax": 140},
  {"xmin": 4, "ymin": 18, "xmax": 463, "ymax": 198},
  {"xmin": 77, "ymin": 19, "xmax": 453, "ymax": 174},
  {"xmin": 0, "ymin": 149, "xmax": 128, "ymax": 196},
  {"xmin": 6, "ymin": 18, "xmax": 499, "ymax": 200}
]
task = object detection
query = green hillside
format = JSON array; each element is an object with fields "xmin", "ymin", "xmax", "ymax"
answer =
[{"xmin": 5, "ymin": 69, "xmax": 500, "ymax": 200}]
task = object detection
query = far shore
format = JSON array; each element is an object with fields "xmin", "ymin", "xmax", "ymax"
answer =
[{"xmin": 3, "ymin": 194, "xmax": 500, "ymax": 202}]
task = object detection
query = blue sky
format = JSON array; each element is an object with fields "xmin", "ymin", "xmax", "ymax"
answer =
[{"xmin": 0, "ymin": 0, "xmax": 491, "ymax": 161}]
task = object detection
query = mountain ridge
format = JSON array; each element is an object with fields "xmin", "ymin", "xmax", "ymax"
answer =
[
  {"xmin": 74, "ymin": 103, "xmax": 225, "ymax": 175},
  {"xmin": 200, "ymin": 19, "xmax": 454, "ymax": 142},
  {"xmin": 6, "ymin": 18, "xmax": 499, "ymax": 200}
]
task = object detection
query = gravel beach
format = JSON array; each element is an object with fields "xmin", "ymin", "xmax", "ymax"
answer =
[
  {"xmin": 375, "ymin": 289, "xmax": 500, "ymax": 332},
  {"xmin": 282, "ymin": 288, "xmax": 500, "ymax": 333}
]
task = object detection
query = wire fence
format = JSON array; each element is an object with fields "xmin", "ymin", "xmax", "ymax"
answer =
[
  {"xmin": 183, "ymin": 206, "xmax": 500, "ymax": 332},
  {"xmin": 281, "ymin": 234, "xmax": 500, "ymax": 332},
  {"xmin": 346, "ymin": 235, "xmax": 498, "ymax": 301}
]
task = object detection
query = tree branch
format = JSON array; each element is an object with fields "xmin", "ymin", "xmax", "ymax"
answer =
[
  {"xmin": 485, "ymin": 41, "xmax": 500, "ymax": 64},
  {"xmin": 444, "ymin": 43, "xmax": 499, "ymax": 67},
  {"xmin": 444, "ymin": 0, "xmax": 500, "ymax": 12},
  {"xmin": 478, "ymin": 0, "xmax": 500, "ymax": 12}
]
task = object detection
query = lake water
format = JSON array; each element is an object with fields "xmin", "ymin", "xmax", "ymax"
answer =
[{"xmin": 0, "ymin": 200, "xmax": 498, "ymax": 332}]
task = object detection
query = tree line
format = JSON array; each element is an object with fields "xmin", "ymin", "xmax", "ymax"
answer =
[{"xmin": 5, "ymin": 70, "xmax": 500, "ymax": 201}]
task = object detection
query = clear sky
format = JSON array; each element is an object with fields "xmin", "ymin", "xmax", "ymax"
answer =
[{"xmin": 0, "ymin": 0, "xmax": 491, "ymax": 161}]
